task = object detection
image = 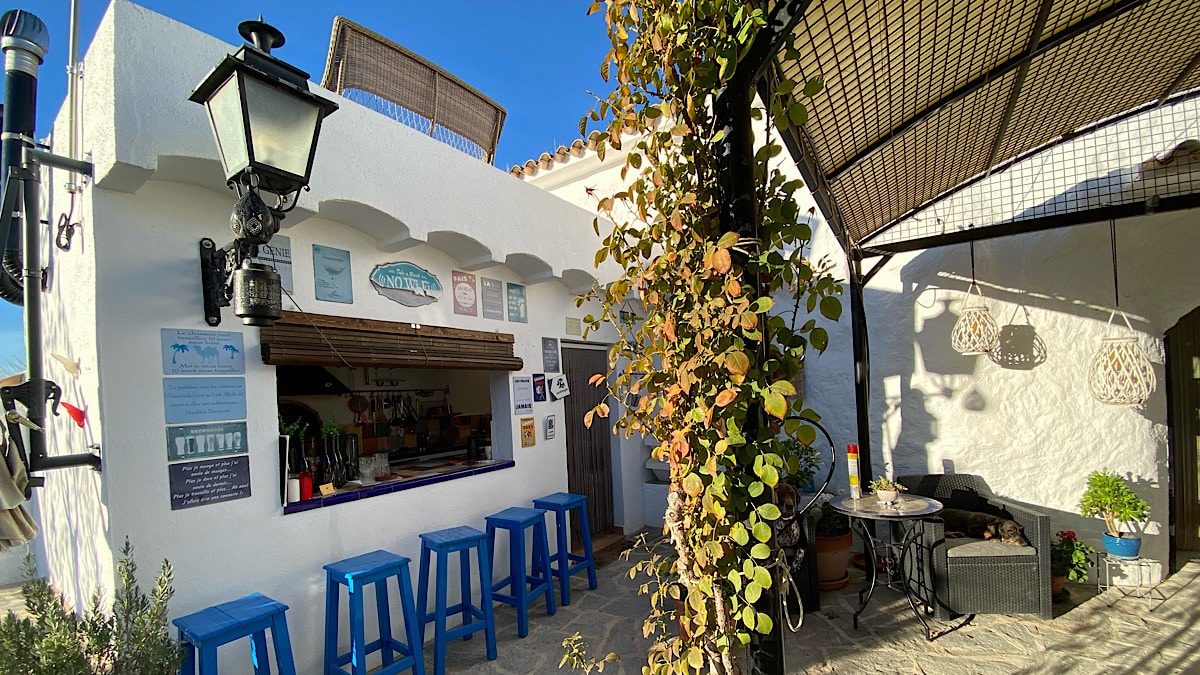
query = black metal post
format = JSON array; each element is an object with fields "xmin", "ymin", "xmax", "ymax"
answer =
[{"xmin": 848, "ymin": 254, "xmax": 874, "ymax": 489}]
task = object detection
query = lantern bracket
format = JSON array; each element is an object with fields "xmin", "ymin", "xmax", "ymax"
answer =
[{"xmin": 199, "ymin": 238, "xmax": 257, "ymax": 326}]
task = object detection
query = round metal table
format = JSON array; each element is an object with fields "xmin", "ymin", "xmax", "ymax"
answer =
[{"xmin": 830, "ymin": 494, "xmax": 943, "ymax": 637}]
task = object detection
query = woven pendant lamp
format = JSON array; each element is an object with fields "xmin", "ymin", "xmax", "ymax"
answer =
[
  {"xmin": 951, "ymin": 239, "xmax": 1000, "ymax": 355},
  {"xmin": 1089, "ymin": 221, "xmax": 1155, "ymax": 406}
]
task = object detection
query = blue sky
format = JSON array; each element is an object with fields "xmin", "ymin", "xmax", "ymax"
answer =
[{"xmin": 0, "ymin": 0, "xmax": 613, "ymax": 371}]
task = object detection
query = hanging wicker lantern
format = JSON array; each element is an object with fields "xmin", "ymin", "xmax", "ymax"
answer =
[
  {"xmin": 1088, "ymin": 311, "xmax": 1156, "ymax": 406},
  {"xmin": 951, "ymin": 284, "xmax": 1001, "ymax": 355}
]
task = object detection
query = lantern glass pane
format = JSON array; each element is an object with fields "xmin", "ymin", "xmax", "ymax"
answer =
[
  {"xmin": 243, "ymin": 76, "xmax": 321, "ymax": 180},
  {"xmin": 207, "ymin": 74, "xmax": 249, "ymax": 179}
]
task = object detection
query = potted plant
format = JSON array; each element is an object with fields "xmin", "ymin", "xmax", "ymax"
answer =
[
  {"xmin": 781, "ymin": 437, "xmax": 822, "ymax": 492},
  {"xmin": 1079, "ymin": 468, "xmax": 1149, "ymax": 558},
  {"xmin": 1050, "ymin": 530, "xmax": 1095, "ymax": 598},
  {"xmin": 867, "ymin": 476, "xmax": 907, "ymax": 504},
  {"xmin": 814, "ymin": 501, "xmax": 852, "ymax": 590}
]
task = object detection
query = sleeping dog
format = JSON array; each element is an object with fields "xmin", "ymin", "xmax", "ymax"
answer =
[{"xmin": 939, "ymin": 508, "xmax": 1029, "ymax": 546}]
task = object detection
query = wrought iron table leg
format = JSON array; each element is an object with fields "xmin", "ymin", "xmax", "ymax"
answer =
[{"xmin": 850, "ymin": 517, "xmax": 879, "ymax": 630}]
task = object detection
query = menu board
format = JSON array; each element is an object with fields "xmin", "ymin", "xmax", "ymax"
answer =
[{"xmin": 168, "ymin": 456, "xmax": 251, "ymax": 510}]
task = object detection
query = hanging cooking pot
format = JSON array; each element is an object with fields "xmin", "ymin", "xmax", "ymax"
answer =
[{"xmin": 347, "ymin": 394, "xmax": 369, "ymax": 423}]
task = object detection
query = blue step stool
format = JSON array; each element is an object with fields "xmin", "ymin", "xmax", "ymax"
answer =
[
  {"xmin": 174, "ymin": 593, "xmax": 296, "ymax": 675},
  {"xmin": 417, "ymin": 526, "xmax": 497, "ymax": 674},
  {"xmin": 485, "ymin": 506, "xmax": 556, "ymax": 637},
  {"xmin": 323, "ymin": 550, "xmax": 425, "ymax": 675},
  {"xmin": 532, "ymin": 492, "xmax": 599, "ymax": 606}
]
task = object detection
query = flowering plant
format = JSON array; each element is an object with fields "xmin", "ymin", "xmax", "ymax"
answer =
[{"xmin": 1050, "ymin": 530, "xmax": 1094, "ymax": 582}]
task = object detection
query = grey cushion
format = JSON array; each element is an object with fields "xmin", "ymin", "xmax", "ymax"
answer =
[{"xmin": 945, "ymin": 537, "xmax": 1036, "ymax": 558}]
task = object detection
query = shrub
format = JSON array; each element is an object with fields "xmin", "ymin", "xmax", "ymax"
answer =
[{"xmin": 1050, "ymin": 530, "xmax": 1094, "ymax": 582}]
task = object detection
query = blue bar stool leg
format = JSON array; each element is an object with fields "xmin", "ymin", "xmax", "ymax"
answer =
[
  {"xmin": 250, "ymin": 629, "xmax": 272, "ymax": 675},
  {"xmin": 399, "ymin": 564, "xmax": 426, "ymax": 675},
  {"xmin": 578, "ymin": 501, "xmax": 598, "ymax": 589},
  {"xmin": 348, "ymin": 584, "xmax": 366, "ymax": 675},
  {"xmin": 552, "ymin": 508, "xmax": 571, "ymax": 604},
  {"xmin": 478, "ymin": 539, "xmax": 497, "ymax": 660},
  {"xmin": 537, "ymin": 521, "xmax": 556, "ymax": 616},
  {"xmin": 199, "ymin": 643, "xmax": 219, "ymax": 675},
  {"xmin": 434, "ymin": 549, "xmax": 449, "ymax": 675},
  {"xmin": 513, "ymin": 524, "xmax": 529, "ymax": 638},
  {"xmin": 417, "ymin": 544, "xmax": 430, "ymax": 644},
  {"xmin": 324, "ymin": 573, "xmax": 339, "ymax": 675},
  {"xmin": 459, "ymin": 548, "xmax": 474, "ymax": 642},
  {"xmin": 270, "ymin": 612, "xmax": 297, "ymax": 675},
  {"xmin": 179, "ymin": 629, "xmax": 197, "ymax": 675},
  {"xmin": 375, "ymin": 578, "xmax": 395, "ymax": 668}
]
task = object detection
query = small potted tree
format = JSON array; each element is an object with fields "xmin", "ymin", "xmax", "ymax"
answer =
[
  {"xmin": 1079, "ymin": 468, "xmax": 1149, "ymax": 558},
  {"xmin": 814, "ymin": 501, "xmax": 852, "ymax": 590},
  {"xmin": 1050, "ymin": 530, "xmax": 1095, "ymax": 599},
  {"xmin": 867, "ymin": 476, "xmax": 907, "ymax": 505}
]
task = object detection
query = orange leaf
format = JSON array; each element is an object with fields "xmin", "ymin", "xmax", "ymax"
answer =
[
  {"xmin": 584, "ymin": 409, "xmax": 596, "ymax": 428},
  {"xmin": 726, "ymin": 351, "xmax": 750, "ymax": 376},
  {"xmin": 715, "ymin": 389, "xmax": 738, "ymax": 407},
  {"xmin": 712, "ymin": 249, "xmax": 732, "ymax": 274},
  {"xmin": 662, "ymin": 317, "xmax": 677, "ymax": 341},
  {"xmin": 725, "ymin": 278, "xmax": 741, "ymax": 297},
  {"xmin": 588, "ymin": 373, "xmax": 606, "ymax": 386}
]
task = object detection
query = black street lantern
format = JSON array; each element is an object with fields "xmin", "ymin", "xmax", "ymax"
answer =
[
  {"xmin": 195, "ymin": 19, "xmax": 337, "ymax": 328},
  {"xmin": 189, "ymin": 18, "xmax": 338, "ymax": 199}
]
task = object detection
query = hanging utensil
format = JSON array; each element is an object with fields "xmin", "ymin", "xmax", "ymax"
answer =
[{"xmin": 390, "ymin": 396, "xmax": 403, "ymax": 427}]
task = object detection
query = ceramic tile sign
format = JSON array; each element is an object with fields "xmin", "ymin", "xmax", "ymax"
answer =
[
  {"xmin": 520, "ymin": 417, "xmax": 536, "ymax": 448},
  {"xmin": 548, "ymin": 374, "xmax": 571, "ymax": 400},
  {"xmin": 542, "ymin": 337, "xmax": 560, "ymax": 372},
  {"xmin": 313, "ymin": 244, "xmax": 353, "ymax": 303},
  {"xmin": 452, "ymin": 270, "xmax": 478, "ymax": 316},
  {"xmin": 565, "ymin": 317, "xmax": 582, "ymax": 336},
  {"xmin": 166, "ymin": 421, "xmax": 247, "ymax": 462},
  {"xmin": 369, "ymin": 261, "xmax": 442, "ymax": 307},
  {"xmin": 533, "ymin": 374, "xmax": 547, "ymax": 402},
  {"xmin": 161, "ymin": 329, "xmax": 245, "ymax": 375},
  {"xmin": 481, "ymin": 277, "xmax": 504, "ymax": 320},
  {"xmin": 163, "ymin": 377, "xmax": 247, "ymax": 424},
  {"xmin": 513, "ymin": 375, "xmax": 534, "ymax": 415},
  {"xmin": 259, "ymin": 235, "xmax": 293, "ymax": 293},
  {"xmin": 507, "ymin": 283, "xmax": 528, "ymax": 323},
  {"xmin": 168, "ymin": 455, "xmax": 251, "ymax": 510}
]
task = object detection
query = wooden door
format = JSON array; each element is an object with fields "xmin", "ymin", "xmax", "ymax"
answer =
[
  {"xmin": 562, "ymin": 345, "xmax": 614, "ymax": 535},
  {"xmin": 1167, "ymin": 306, "xmax": 1200, "ymax": 559}
]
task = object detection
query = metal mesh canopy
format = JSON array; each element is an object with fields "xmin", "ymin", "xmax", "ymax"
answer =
[
  {"xmin": 771, "ymin": 0, "xmax": 1200, "ymax": 252},
  {"xmin": 320, "ymin": 17, "xmax": 506, "ymax": 164}
]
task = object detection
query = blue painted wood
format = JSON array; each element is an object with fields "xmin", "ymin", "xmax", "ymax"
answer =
[
  {"xmin": 173, "ymin": 593, "xmax": 295, "ymax": 675},
  {"xmin": 533, "ymin": 492, "xmax": 599, "ymax": 606},
  {"xmin": 417, "ymin": 526, "xmax": 496, "ymax": 674},
  {"xmin": 485, "ymin": 507, "xmax": 556, "ymax": 638},
  {"xmin": 322, "ymin": 550, "xmax": 423, "ymax": 675}
]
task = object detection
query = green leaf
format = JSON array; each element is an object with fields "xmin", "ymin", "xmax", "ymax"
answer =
[
  {"xmin": 763, "ymin": 391, "xmax": 787, "ymax": 420},
  {"xmin": 748, "ymin": 481, "xmax": 765, "ymax": 498},
  {"xmin": 756, "ymin": 613, "xmax": 774, "ymax": 634},
  {"xmin": 758, "ymin": 503, "xmax": 782, "ymax": 521},
  {"xmin": 820, "ymin": 296, "xmax": 842, "ymax": 321},
  {"xmin": 732, "ymin": 523, "xmax": 750, "ymax": 546},
  {"xmin": 769, "ymin": 380, "xmax": 797, "ymax": 396},
  {"xmin": 797, "ymin": 424, "xmax": 816, "ymax": 445},
  {"xmin": 750, "ymin": 543, "xmax": 771, "ymax": 559},
  {"xmin": 753, "ymin": 566, "xmax": 772, "ymax": 589},
  {"xmin": 759, "ymin": 464, "xmax": 779, "ymax": 487},
  {"xmin": 811, "ymin": 327, "xmax": 829, "ymax": 351},
  {"xmin": 744, "ymin": 581, "xmax": 762, "ymax": 603},
  {"xmin": 727, "ymin": 351, "xmax": 750, "ymax": 376},
  {"xmin": 803, "ymin": 76, "xmax": 824, "ymax": 97},
  {"xmin": 687, "ymin": 647, "xmax": 704, "ymax": 669},
  {"xmin": 717, "ymin": 231, "xmax": 739, "ymax": 249},
  {"xmin": 682, "ymin": 473, "xmax": 704, "ymax": 497},
  {"xmin": 752, "ymin": 521, "xmax": 772, "ymax": 543}
]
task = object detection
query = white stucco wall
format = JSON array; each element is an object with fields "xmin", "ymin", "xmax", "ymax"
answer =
[{"xmin": 34, "ymin": 2, "xmax": 627, "ymax": 670}]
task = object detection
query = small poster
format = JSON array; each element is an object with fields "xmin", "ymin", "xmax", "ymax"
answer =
[
  {"xmin": 542, "ymin": 337, "xmax": 560, "ymax": 372},
  {"xmin": 533, "ymin": 374, "xmax": 547, "ymax": 402},
  {"xmin": 163, "ymin": 377, "xmax": 246, "ymax": 424},
  {"xmin": 544, "ymin": 415, "xmax": 556, "ymax": 439},
  {"xmin": 313, "ymin": 245, "xmax": 353, "ymax": 303},
  {"xmin": 507, "ymin": 283, "xmax": 528, "ymax": 323},
  {"xmin": 259, "ymin": 235, "xmax": 293, "ymax": 293},
  {"xmin": 166, "ymin": 421, "xmax": 247, "ymax": 462},
  {"xmin": 452, "ymin": 270, "xmax": 478, "ymax": 316},
  {"xmin": 169, "ymin": 456, "xmax": 251, "ymax": 510},
  {"xmin": 481, "ymin": 277, "xmax": 505, "ymax": 320},
  {"xmin": 513, "ymin": 376, "xmax": 534, "ymax": 415},
  {"xmin": 520, "ymin": 417, "xmax": 536, "ymax": 448},
  {"xmin": 161, "ymin": 328, "xmax": 245, "ymax": 375},
  {"xmin": 548, "ymin": 374, "xmax": 571, "ymax": 400}
]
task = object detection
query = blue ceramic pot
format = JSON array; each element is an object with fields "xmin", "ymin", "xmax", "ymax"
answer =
[{"xmin": 1102, "ymin": 532, "xmax": 1141, "ymax": 558}]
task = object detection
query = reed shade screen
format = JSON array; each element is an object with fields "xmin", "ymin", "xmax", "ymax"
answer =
[
  {"xmin": 259, "ymin": 311, "xmax": 523, "ymax": 371},
  {"xmin": 1088, "ymin": 221, "xmax": 1155, "ymax": 406},
  {"xmin": 770, "ymin": 0, "xmax": 1200, "ymax": 248},
  {"xmin": 951, "ymin": 239, "xmax": 1000, "ymax": 355},
  {"xmin": 319, "ymin": 16, "xmax": 506, "ymax": 163}
]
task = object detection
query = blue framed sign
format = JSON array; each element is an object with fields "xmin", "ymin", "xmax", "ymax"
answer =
[
  {"xmin": 161, "ymin": 328, "xmax": 245, "ymax": 375},
  {"xmin": 314, "ymin": 245, "xmax": 353, "ymax": 303},
  {"xmin": 163, "ymin": 377, "xmax": 247, "ymax": 424},
  {"xmin": 507, "ymin": 283, "xmax": 528, "ymax": 323},
  {"xmin": 169, "ymin": 456, "xmax": 251, "ymax": 510}
]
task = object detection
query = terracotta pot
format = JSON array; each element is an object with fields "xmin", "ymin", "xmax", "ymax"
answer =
[
  {"xmin": 1051, "ymin": 575, "xmax": 1066, "ymax": 597},
  {"xmin": 816, "ymin": 532, "xmax": 853, "ymax": 590}
]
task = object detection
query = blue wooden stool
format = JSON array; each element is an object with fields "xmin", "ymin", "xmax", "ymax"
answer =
[
  {"xmin": 417, "ymin": 526, "xmax": 497, "ymax": 674},
  {"xmin": 484, "ymin": 506, "xmax": 556, "ymax": 637},
  {"xmin": 532, "ymin": 492, "xmax": 598, "ymax": 606},
  {"xmin": 174, "ymin": 593, "xmax": 296, "ymax": 675},
  {"xmin": 323, "ymin": 550, "xmax": 424, "ymax": 675}
]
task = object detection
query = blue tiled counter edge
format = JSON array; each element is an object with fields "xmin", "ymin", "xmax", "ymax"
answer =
[{"xmin": 283, "ymin": 460, "xmax": 516, "ymax": 514}]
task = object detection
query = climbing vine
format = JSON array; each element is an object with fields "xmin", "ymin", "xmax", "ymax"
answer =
[{"xmin": 579, "ymin": 1, "xmax": 841, "ymax": 672}]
